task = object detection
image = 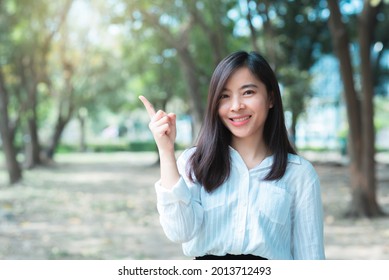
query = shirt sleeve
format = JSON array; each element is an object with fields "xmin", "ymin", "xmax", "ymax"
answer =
[
  {"xmin": 154, "ymin": 150, "xmax": 204, "ymax": 243},
  {"xmin": 292, "ymin": 165, "xmax": 326, "ymax": 260}
]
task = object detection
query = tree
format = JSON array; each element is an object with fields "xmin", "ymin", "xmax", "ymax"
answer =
[
  {"xmin": 242, "ymin": 0, "xmax": 331, "ymax": 146},
  {"xmin": 327, "ymin": 0, "xmax": 385, "ymax": 217},
  {"xmin": 0, "ymin": 67, "xmax": 22, "ymax": 184},
  {"xmin": 3, "ymin": 0, "xmax": 73, "ymax": 168},
  {"xmin": 278, "ymin": 67, "xmax": 312, "ymax": 148},
  {"xmin": 112, "ymin": 0, "xmax": 236, "ymax": 135},
  {"xmin": 43, "ymin": 37, "xmax": 76, "ymax": 159},
  {"xmin": 1, "ymin": 0, "xmax": 78, "ymax": 182},
  {"xmin": 27, "ymin": 1, "xmax": 72, "ymax": 167},
  {"xmin": 0, "ymin": 0, "xmax": 24, "ymax": 184}
]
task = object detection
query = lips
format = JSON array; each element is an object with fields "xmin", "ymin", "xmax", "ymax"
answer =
[
  {"xmin": 231, "ymin": 116, "xmax": 250, "ymax": 122},
  {"xmin": 228, "ymin": 115, "xmax": 251, "ymax": 126}
]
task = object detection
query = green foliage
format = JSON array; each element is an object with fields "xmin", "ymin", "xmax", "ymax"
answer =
[
  {"xmin": 278, "ymin": 66, "xmax": 313, "ymax": 124},
  {"xmin": 90, "ymin": 142, "xmax": 132, "ymax": 153},
  {"xmin": 375, "ymin": 96, "xmax": 389, "ymax": 131},
  {"xmin": 128, "ymin": 141, "xmax": 157, "ymax": 152},
  {"xmin": 1, "ymin": 0, "xmax": 388, "ymax": 161},
  {"xmin": 56, "ymin": 141, "xmax": 158, "ymax": 153}
]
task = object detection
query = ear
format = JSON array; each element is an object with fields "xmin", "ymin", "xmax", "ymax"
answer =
[{"xmin": 269, "ymin": 92, "xmax": 274, "ymax": 108}]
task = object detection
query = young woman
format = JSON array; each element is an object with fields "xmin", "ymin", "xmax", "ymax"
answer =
[{"xmin": 139, "ymin": 51, "xmax": 325, "ymax": 260}]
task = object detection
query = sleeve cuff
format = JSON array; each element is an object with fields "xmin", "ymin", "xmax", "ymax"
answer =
[{"xmin": 154, "ymin": 177, "xmax": 192, "ymax": 205}]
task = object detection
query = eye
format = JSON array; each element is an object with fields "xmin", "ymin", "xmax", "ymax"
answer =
[
  {"xmin": 220, "ymin": 94, "xmax": 229, "ymax": 99},
  {"xmin": 243, "ymin": 90, "xmax": 255, "ymax": 95}
]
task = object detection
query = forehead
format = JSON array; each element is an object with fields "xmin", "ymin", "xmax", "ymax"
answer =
[{"xmin": 224, "ymin": 67, "xmax": 262, "ymax": 90}]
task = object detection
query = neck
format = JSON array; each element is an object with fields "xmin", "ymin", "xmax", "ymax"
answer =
[{"xmin": 231, "ymin": 135, "xmax": 270, "ymax": 169}]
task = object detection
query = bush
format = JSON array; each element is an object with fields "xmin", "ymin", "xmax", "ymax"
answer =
[
  {"xmin": 128, "ymin": 141, "xmax": 157, "ymax": 152},
  {"xmin": 56, "ymin": 141, "xmax": 158, "ymax": 153}
]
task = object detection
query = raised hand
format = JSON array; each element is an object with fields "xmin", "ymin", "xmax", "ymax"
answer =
[{"xmin": 139, "ymin": 95, "xmax": 177, "ymax": 153}]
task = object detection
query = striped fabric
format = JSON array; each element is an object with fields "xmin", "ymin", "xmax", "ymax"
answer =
[{"xmin": 155, "ymin": 147, "xmax": 325, "ymax": 260}]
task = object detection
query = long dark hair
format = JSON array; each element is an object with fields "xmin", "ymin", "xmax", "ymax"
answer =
[{"xmin": 188, "ymin": 51, "xmax": 296, "ymax": 193}]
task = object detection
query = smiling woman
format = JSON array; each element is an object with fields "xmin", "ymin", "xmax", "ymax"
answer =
[
  {"xmin": 140, "ymin": 51, "xmax": 325, "ymax": 260},
  {"xmin": 218, "ymin": 68, "xmax": 273, "ymax": 150},
  {"xmin": 189, "ymin": 51, "xmax": 292, "ymax": 191}
]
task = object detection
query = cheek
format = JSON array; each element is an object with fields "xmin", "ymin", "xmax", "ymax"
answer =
[
  {"xmin": 254, "ymin": 98, "xmax": 270, "ymax": 111},
  {"xmin": 217, "ymin": 107, "xmax": 229, "ymax": 127},
  {"xmin": 265, "ymin": 97, "xmax": 273, "ymax": 109},
  {"xmin": 218, "ymin": 103, "xmax": 228, "ymax": 117}
]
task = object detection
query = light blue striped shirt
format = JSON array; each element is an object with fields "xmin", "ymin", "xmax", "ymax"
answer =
[{"xmin": 155, "ymin": 147, "xmax": 325, "ymax": 259}]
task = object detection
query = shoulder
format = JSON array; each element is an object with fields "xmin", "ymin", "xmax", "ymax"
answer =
[
  {"xmin": 177, "ymin": 147, "xmax": 197, "ymax": 164},
  {"xmin": 176, "ymin": 147, "xmax": 197, "ymax": 175},
  {"xmin": 176, "ymin": 146, "xmax": 204, "ymax": 186},
  {"xmin": 287, "ymin": 153, "xmax": 316, "ymax": 170},
  {"xmin": 285, "ymin": 153, "xmax": 319, "ymax": 183}
]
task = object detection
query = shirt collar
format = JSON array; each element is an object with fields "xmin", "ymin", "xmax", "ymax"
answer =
[{"xmin": 229, "ymin": 146, "xmax": 301, "ymax": 170}]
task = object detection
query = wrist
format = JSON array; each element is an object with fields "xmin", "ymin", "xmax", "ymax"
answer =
[{"xmin": 158, "ymin": 147, "xmax": 175, "ymax": 158}]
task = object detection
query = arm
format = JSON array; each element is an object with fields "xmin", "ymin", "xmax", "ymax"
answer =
[
  {"xmin": 155, "ymin": 151, "xmax": 204, "ymax": 243},
  {"xmin": 293, "ymin": 173, "xmax": 325, "ymax": 260},
  {"xmin": 139, "ymin": 96, "xmax": 179, "ymax": 189},
  {"xmin": 139, "ymin": 96, "xmax": 203, "ymax": 242}
]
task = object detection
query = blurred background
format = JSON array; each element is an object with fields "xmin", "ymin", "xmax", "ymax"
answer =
[{"xmin": 0, "ymin": 0, "xmax": 388, "ymax": 259}]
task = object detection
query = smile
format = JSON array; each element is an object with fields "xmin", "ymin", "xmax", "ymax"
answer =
[{"xmin": 228, "ymin": 115, "xmax": 251, "ymax": 126}]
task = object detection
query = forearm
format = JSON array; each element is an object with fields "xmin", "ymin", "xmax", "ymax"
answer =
[
  {"xmin": 155, "ymin": 147, "xmax": 204, "ymax": 243},
  {"xmin": 157, "ymin": 198, "xmax": 203, "ymax": 243},
  {"xmin": 159, "ymin": 149, "xmax": 180, "ymax": 190},
  {"xmin": 293, "ymin": 178, "xmax": 325, "ymax": 259},
  {"xmin": 138, "ymin": 95, "xmax": 178, "ymax": 188}
]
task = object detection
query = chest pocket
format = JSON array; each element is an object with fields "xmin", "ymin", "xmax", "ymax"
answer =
[
  {"xmin": 257, "ymin": 182, "xmax": 292, "ymax": 225},
  {"xmin": 200, "ymin": 186, "xmax": 227, "ymax": 211}
]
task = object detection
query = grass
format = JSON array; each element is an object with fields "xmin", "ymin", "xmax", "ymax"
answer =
[{"xmin": 1, "ymin": 151, "xmax": 389, "ymax": 259}]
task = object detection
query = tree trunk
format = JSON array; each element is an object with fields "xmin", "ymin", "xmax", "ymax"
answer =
[
  {"xmin": 0, "ymin": 69, "xmax": 23, "ymax": 185},
  {"xmin": 176, "ymin": 47, "xmax": 205, "ymax": 137},
  {"xmin": 245, "ymin": 0, "xmax": 260, "ymax": 53},
  {"xmin": 257, "ymin": 0, "xmax": 277, "ymax": 69},
  {"xmin": 18, "ymin": 55, "xmax": 42, "ymax": 168},
  {"xmin": 189, "ymin": 0, "xmax": 228, "ymax": 66},
  {"xmin": 19, "ymin": 1, "xmax": 72, "ymax": 168},
  {"xmin": 24, "ymin": 117, "xmax": 42, "ymax": 168},
  {"xmin": 355, "ymin": 0, "xmax": 384, "ymax": 216},
  {"xmin": 78, "ymin": 111, "xmax": 87, "ymax": 152},
  {"xmin": 45, "ymin": 116, "xmax": 69, "ymax": 160},
  {"xmin": 327, "ymin": 0, "xmax": 384, "ymax": 217},
  {"xmin": 45, "ymin": 50, "xmax": 75, "ymax": 160},
  {"xmin": 142, "ymin": 11, "xmax": 205, "ymax": 138},
  {"xmin": 24, "ymin": 87, "xmax": 42, "ymax": 168},
  {"xmin": 290, "ymin": 111, "xmax": 298, "ymax": 151}
]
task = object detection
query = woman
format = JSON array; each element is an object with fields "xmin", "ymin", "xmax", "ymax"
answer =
[{"xmin": 139, "ymin": 51, "xmax": 325, "ymax": 260}]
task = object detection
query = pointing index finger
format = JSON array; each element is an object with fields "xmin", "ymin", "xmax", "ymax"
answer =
[{"xmin": 139, "ymin": 95, "xmax": 156, "ymax": 118}]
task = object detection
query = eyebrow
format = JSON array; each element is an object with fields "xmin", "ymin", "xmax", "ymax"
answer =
[
  {"xmin": 223, "ymin": 83, "xmax": 258, "ymax": 92},
  {"xmin": 240, "ymin": 83, "xmax": 258, "ymax": 90}
]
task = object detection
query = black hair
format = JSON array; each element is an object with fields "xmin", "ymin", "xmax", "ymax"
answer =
[{"xmin": 188, "ymin": 51, "xmax": 296, "ymax": 193}]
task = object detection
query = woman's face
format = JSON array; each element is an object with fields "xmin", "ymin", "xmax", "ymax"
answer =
[{"xmin": 218, "ymin": 67, "xmax": 273, "ymax": 143}]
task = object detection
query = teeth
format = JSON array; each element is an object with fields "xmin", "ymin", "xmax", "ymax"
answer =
[{"xmin": 232, "ymin": 116, "xmax": 250, "ymax": 122}]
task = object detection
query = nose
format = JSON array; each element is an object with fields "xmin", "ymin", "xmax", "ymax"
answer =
[{"xmin": 230, "ymin": 96, "xmax": 244, "ymax": 112}]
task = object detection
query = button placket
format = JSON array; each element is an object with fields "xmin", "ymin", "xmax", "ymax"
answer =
[{"xmin": 231, "ymin": 168, "xmax": 250, "ymax": 252}]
